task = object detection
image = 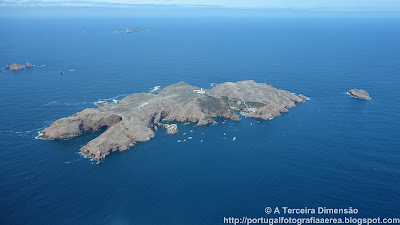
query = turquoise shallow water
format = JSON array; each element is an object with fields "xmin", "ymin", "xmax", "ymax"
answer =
[{"xmin": 0, "ymin": 17, "xmax": 400, "ymax": 224}]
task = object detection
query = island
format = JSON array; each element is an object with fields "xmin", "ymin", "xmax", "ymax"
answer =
[
  {"xmin": 4, "ymin": 62, "xmax": 33, "ymax": 71},
  {"xmin": 10, "ymin": 63, "xmax": 24, "ymax": 71},
  {"xmin": 114, "ymin": 27, "xmax": 151, "ymax": 33},
  {"xmin": 25, "ymin": 62, "xmax": 33, "ymax": 68},
  {"xmin": 348, "ymin": 89, "xmax": 371, "ymax": 100},
  {"xmin": 39, "ymin": 80, "xmax": 308, "ymax": 161}
]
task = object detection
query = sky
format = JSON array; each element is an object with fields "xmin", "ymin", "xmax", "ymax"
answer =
[
  {"xmin": 2, "ymin": 0, "xmax": 400, "ymax": 9},
  {"xmin": 1, "ymin": 0, "xmax": 400, "ymax": 17}
]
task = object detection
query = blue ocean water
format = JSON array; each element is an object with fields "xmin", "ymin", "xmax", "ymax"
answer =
[{"xmin": 0, "ymin": 17, "xmax": 400, "ymax": 224}]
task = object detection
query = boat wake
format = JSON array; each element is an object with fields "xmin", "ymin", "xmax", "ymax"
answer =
[
  {"xmin": 44, "ymin": 101, "xmax": 91, "ymax": 106},
  {"xmin": 1, "ymin": 127, "xmax": 46, "ymax": 138}
]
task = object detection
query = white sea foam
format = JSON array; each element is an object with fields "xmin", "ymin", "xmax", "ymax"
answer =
[
  {"xmin": 44, "ymin": 101, "xmax": 58, "ymax": 106},
  {"xmin": 1, "ymin": 127, "xmax": 46, "ymax": 139},
  {"xmin": 35, "ymin": 131, "xmax": 44, "ymax": 140},
  {"xmin": 150, "ymin": 86, "xmax": 161, "ymax": 93},
  {"xmin": 44, "ymin": 101, "xmax": 90, "ymax": 106},
  {"xmin": 98, "ymin": 94, "xmax": 129, "ymax": 104},
  {"xmin": 78, "ymin": 152, "xmax": 89, "ymax": 159}
]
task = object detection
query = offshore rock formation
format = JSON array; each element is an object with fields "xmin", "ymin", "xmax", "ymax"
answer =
[
  {"xmin": 348, "ymin": 89, "xmax": 371, "ymax": 100},
  {"xmin": 39, "ymin": 80, "xmax": 308, "ymax": 161},
  {"xmin": 10, "ymin": 63, "xmax": 24, "ymax": 71},
  {"xmin": 163, "ymin": 124, "xmax": 178, "ymax": 135},
  {"xmin": 25, "ymin": 62, "xmax": 33, "ymax": 68},
  {"xmin": 114, "ymin": 27, "xmax": 151, "ymax": 33},
  {"xmin": 5, "ymin": 62, "xmax": 34, "ymax": 70}
]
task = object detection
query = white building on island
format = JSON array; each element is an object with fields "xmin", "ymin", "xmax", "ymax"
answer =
[{"xmin": 193, "ymin": 87, "xmax": 205, "ymax": 94}]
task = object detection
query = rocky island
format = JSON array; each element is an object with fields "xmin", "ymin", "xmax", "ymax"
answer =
[
  {"xmin": 4, "ymin": 62, "xmax": 33, "ymax": 71},
  {"xmin": 39, "ymin": 80, "xmax": 308, "ymax": 161},
  {"xmin": 10, "ymin": 63, "xmax": 24, "ymax": 71},
  {"xmin": 114, "ymin": 27, "xmax": 151, "ymax": 33},
  {"xmin": 348, "ymin": 89, "xmax": 371, "ymax": 100}
]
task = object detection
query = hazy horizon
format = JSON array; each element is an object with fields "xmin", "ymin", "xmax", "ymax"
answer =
[{"xmin": 1, "ymin": 0, "xmax": 400, "ymax": 18}]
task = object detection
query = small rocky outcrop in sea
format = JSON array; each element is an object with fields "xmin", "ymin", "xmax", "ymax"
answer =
[
  {"xmin": 39, "ymin": 80, "xmax": 308, "ymax": 161},
  {"xmin": 348, "ymin": 89, "xmax": 371, "ymax": 100},
  {"xmin": 163, "ymin": 124, "xmax": 178, "ymax": 135},
  {"xmin": 10, "ymin": 63, "xmax": 24, "ymax": 71},
  {"xmin": 25, "ymin": 62, "xmax": 33, "ymax": 68},
  {"xmin": 5, "ymin": 62, "xmax": 34, "ymax": 71},
  {"xmin": 115, "ymin": 27, "xmax": 151, "ymax": 33}
]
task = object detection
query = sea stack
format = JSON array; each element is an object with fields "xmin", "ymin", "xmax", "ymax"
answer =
[
  {"xmin": 10, "ymin": 63, "xmax": 24, "ymax": 71},
  {"xmin": 348, "ymin": 89, "xmax": 371, "ymax": 100},
  {"xmin": 163, "ymin": 124, "xmax": 178, "ymax": 135},
  {"xmin": 25, "ymin": 62, "xmax": 33, "ymax": 68}
]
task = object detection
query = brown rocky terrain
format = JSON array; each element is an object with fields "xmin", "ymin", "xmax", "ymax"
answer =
[
  {"xmin": 10, "ymin": 63, "xmax": 24, "ymax": 71},
  {"xmin": 348, "ymin": 89, "xmax": 371, "ymax": 100},
  {"xmin": 39, "ymin": 80, "xmax": 308, "ymax": 161},
  {"xmin": 4, "ymin": 62, "xmax": 34, "ymax": 70},
  {"xmin": 25, "ymin": 62, "xmax": 33, "ymax": 68}
]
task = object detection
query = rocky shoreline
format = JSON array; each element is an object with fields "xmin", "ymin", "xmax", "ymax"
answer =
[{"xmin": 39, "ymin": 80, "xmax": 308, "ymax": 161}]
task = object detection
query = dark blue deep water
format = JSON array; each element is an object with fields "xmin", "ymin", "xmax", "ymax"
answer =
[{"xmin": 0, "ymin": 17, "xmax": 399, "ymax": 224}]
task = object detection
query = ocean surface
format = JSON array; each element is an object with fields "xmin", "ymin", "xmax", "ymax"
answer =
[{"xmin": 0, "ymin": 17, "xmax": 399, "ymax": 225}]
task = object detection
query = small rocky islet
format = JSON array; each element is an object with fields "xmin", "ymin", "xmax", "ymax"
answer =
[
  {"xmin": 114, "ymin": 27, "xmax": 151, "ymax": 33},
  {"xmin": 4, "ymin": 62, "xmax": 33, "ymax": 71},
  {"xmin": 348, "ymin": 89, "xmax": 371, "ymax": 100},
  {"xmin": 39, "ymin": 80, "xmax": 308, "ymax": 161}
]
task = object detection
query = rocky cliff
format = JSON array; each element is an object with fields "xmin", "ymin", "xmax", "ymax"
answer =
[{"xmin": 39, "ymin": 80, "xmax": 307, "ymax": 161}]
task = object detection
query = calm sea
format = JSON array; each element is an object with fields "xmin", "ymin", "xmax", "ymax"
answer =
[{"xmin": 0, "ymin": 17, "xmax": 399, "ymax": 225}]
